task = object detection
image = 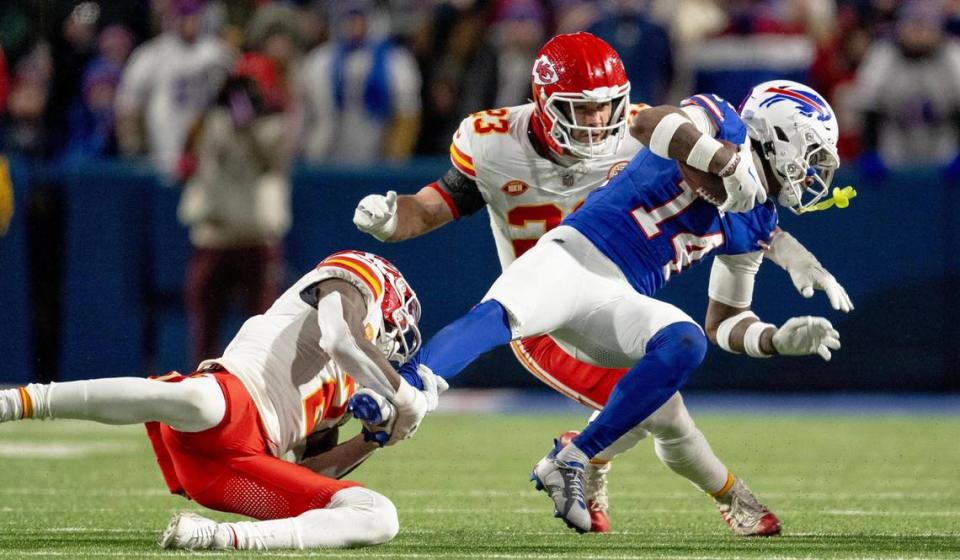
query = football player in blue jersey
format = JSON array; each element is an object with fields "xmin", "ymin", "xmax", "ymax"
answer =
[{"xmin": 395, "ymin": 80, "xmax": 852, "ymax": 534}]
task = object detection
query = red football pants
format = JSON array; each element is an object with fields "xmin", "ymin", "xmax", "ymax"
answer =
[
  {"xmin": 145, "ymin": 371, "xmax": 359, "ymax": 520},
  {"xmin": 511, "ymin": 335, "xmax": 629, "ymax": 410}
]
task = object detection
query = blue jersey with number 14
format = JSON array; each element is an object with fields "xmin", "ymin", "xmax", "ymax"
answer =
[{"xmin": 563, "ymin": 94, "xmax": 779, "ymax": 296}]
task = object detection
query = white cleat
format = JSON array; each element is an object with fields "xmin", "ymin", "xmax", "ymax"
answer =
[
  {"xmin": 715, "ymin": 478, "xmax": 782, "ymax": 537},
  {"xmin": 531, "ymin": 448, "xmax": 592, "ymax": 534},
  {"xmin": 159, "ymin": 512, "xmax": 230, "ymax": 550}
]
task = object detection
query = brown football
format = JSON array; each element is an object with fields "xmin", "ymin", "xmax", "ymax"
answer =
[{"xmin": 677, "ymin": 140, "xmax": 768, "ymax": 207}]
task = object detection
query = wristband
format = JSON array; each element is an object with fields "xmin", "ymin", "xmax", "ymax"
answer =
[
  {"xmin": 649, "ymin": 113, "xmax": 688, "ymax": 159},
  {"xmin": 686, "ymin": 134, "xmax": 724, "ymax": 172},
  {"xmin": 715, "ymin": 310, "xmax": 757, "ymax": 353},
  {"xmin": 743, "ymin": 321, "xmax": 775, "ymax": 358}
]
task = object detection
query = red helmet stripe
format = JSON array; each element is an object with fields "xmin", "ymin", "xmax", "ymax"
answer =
[
  {"xmin": 320, "ymin": 257, "xmax": 383, "ymax": 300},
  {"xmin": 449, "ymin": 143, "xmax": 476, "ymax": 177},
  {"xmin": 764, "ymin": 87, "xmax": 826, "ymax": 113}
]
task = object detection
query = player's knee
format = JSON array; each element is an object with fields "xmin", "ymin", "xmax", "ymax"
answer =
[
  {"xmin": 331, "ymin": 487, "xmax": 399, "ymax": 545},
  {"xmin": 369, "ymin": 494, "xmax": 400, "ymax": 544},
  {"xmin": 657, "ymin": 322, "xmax": 707, "ymax": 372},
  {"xmin": 170, "ymin": 378, "xmax": 226, "ymax": 432}
]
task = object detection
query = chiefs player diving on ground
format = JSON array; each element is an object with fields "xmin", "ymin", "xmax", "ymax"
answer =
[
  {"xmin": 0, "ymin": 251, "xmax": 446, "ymax": 550},
  {"xmin": 353, "ymin": 32, "xmax": 851, "ymax": 536}
]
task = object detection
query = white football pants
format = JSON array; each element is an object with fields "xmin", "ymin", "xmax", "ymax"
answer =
[{"xmin": 486, "ymin": 226, "xmax": 728, "ymax": 494}]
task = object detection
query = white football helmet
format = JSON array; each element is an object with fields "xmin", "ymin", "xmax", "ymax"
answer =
[{"xmin": 739, "ymin": 80, "xmax": 840, "ymax": 214}]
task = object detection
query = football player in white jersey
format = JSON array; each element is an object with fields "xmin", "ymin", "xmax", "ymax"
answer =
[
  {"xmin": 353, "ymin": 32, "xmax": 852, "ymax": 536},
  {"xmin": 0, "ymin": 251, "xmax": 446, "ymax": 551}
]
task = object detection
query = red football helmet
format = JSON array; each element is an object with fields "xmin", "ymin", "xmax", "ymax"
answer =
[
  {"xmin": 316, "ymin": 251, "xmax": 421, "ymax": 364},
  {"xmin": 532, "ymin": 32, "xmax": 631, "ymax": 159}
]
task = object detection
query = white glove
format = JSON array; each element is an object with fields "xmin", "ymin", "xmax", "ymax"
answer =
[
  {"xmin": 719, "ymin": 144, "xmax": 767, "ymax": 214},
  {"xmin": 767, "ymin": 231, "xmax": 854, "ymax": 312},
  {"xmin": 386, "ymin": 380, "xmax": 428, "ymax": 445},
  {"xmin": 787, "ymin": 264, "xmax": 854, "ymax": 312},
  {"xmin": 772, "ymin": 316, "xmax": 841, "ymax": 361},
  {"xmin": 353, "ymin": 191, "xmax": 398, "ymax": 241},
  {"xmin": 416, "ymin": 364, "xmax": 449, "ymax": 413}
]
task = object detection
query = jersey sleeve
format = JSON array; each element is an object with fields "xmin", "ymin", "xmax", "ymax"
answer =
[
  {"xmin": 449, "ymin": 116, "xmax": 478, "ymax": 180},
  {"xmin": 431, "ymin": 167, "xmax": 486, "ymax": 219},
  {"xmin": 720, "ymin": 204, "xmax": 779, "ymax": 255},
  {"xmin": 680, "ymin": 93, "xmax": 747, "ymax": 144}
]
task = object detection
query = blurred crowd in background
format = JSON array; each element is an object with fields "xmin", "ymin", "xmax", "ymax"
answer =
[{"xmin": 2, "ymin": 0, "xmax": 960, "ymax": 177}]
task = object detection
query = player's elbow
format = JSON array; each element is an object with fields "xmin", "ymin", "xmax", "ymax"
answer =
[{"xmin": 630, "ymin": 105, "xmax": 679, "ymax": 144}]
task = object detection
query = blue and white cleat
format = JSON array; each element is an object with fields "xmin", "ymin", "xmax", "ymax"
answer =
[{"xmin": 530, "ymin": 440, "xmax": 592, "ymax": 534}]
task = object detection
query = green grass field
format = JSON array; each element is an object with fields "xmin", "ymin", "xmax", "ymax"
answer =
[{"xmin": 0, "ymin": 412, "xmax": 958, "ymax": 559}]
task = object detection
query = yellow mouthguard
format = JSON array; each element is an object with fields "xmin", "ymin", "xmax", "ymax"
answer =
[{"xmin": 798, "ymin": 186, "xmax": 857, "ymax": 214}]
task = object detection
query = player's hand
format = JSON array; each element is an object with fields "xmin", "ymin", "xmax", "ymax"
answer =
[
  {"xmin": 387, "ymin": 380, "xmax": 429, "ymax": 446},
  {"xmin": 772, "ymin": 316, "xmax": 841, "ymax": 361},
  {"xmin": 353, "ymin": 191, "xmax": 398, "ymax": 241},
  {"xmin": 787, "ymin": 263, "xmax": 854, "ymax": 312},
  {"xmin": 416, "ymin": 364, "xmax": 449, "ymax": 413},
  {"xmin": 719, "ymin": 144, "xmax": 767, "ymax": 214},
  {"xmin": 349, "ymin": 389, "xmax": 396, "ymax": 447}
]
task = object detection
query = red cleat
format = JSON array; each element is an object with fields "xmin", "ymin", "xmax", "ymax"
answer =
[{"xmin": 716, "ymin": 477, "xmax": 782, "ymax": 537}]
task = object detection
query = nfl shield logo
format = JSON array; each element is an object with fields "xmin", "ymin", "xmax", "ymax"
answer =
[{"xmin": 501, "ymin": 180, "xmax": 529, "ymax": 196}]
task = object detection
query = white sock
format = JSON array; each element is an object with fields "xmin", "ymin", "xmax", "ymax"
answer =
[
  {"xmin": 13, "ymin": 377, "xmax": 225, "ymax": 432},
  {"xmin": 654, "ymin": 428, "xmax": 729, "ymax": 494},
  {"xmin": 0, "ymin": 388, "xmax": 25, "ymax": 421},
  {"xmin": 556, "ymin": 442, "xmax": 589, "ymax": 468},
  {"xmin": 592, "ymin": 423, "xmax": 649, "ymax": 463},
  {"xmin": 222, "ymin": 487, "xmax": 399, "ymax": 549}
]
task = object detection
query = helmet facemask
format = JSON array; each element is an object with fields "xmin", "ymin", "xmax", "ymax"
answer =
[
  {"xmin": 374, "ymin": 274, "xmax": 422, "ymax": 365},
  {"xmin": 542, "ymin": 87, "xmax": 630, "ymax": 159},
  {"xmin": 752, "ymin": 116, "xmax": 840, "ymax": 214}
]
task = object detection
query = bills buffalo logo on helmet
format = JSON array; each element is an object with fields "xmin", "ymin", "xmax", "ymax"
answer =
[
  {"xmin": 532, "ymin": 55, "xmax": 559, "ymax": 85},
  {"xmin": 607, "ymin": 161, "xmax": 629, "ymax": 179},
  {"xmin": 501, "ymin": 180, "xmax": 529, "ymax": 196},
  {"xmin": 759, "ymin": 86, "xmax": 833, "ymax": 122}
]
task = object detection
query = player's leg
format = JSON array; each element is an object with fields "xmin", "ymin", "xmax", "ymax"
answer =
[
  {"xmin": 533, "ymin": 288, "xmax": 707, "ymax": 532},
  {"xmin": 525, "ymin": 335, "xmax": 781, "ymax": 536},
  {"xmin": 162, "ymin": 454, "xmax": 397, "ymax": 550},
  {"xmin": 151, "ymin": 374, "xmax": 397, "ymax": 550},
  {"xmin": 0, "ymin": 374, "xmax": 225, "ymax": 433},
  {"xmin": 407, "ymin": 230, "xmax": 587, "ymax": 381},
  {"xmin": 639, "ymin": 392, "xmax": 781, "ymax": 535}
]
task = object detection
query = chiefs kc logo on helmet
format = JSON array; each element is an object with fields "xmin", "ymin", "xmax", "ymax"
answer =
[{"xmin": 532, "ymin": 55, "xmax": 559, "ymax": 85}]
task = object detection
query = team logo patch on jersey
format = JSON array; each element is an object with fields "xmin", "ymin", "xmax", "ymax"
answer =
[
  {"xmin": 607, "ymin": 161, "xmax": 629, "ymax": 179},
  {"xmin": 501, "ymin": 180, "xmax": 529, "ymax": 196},
  {"xmin": 533, "ymin": 55, "xmax": 559, "ymax": 85}
]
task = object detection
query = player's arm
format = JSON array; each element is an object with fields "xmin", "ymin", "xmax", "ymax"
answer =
[
  {"xmin": 704, "ymin": 253, "xmax": 841, "ymax": 360},
  {"xmin": 631, "ymin": 106, "xmax": 737, "ymax": 175},
  {"xmin": 764, "ymin": 228, "xmax": 853, "ymax": 312},
  {"xmin": 631, "ymin": 103, "xmax": 765, "ymax": 213},
  {"xmin": 353, "ymin": 168, "xmax": 486, "ymax": 241},
  {"xmin": 299, "ymin": 430, "xmax": 380, "ymax": 479},
  {"xmin": 305, "ymin": 279, "xmax": 435, "ymax": 444}
]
